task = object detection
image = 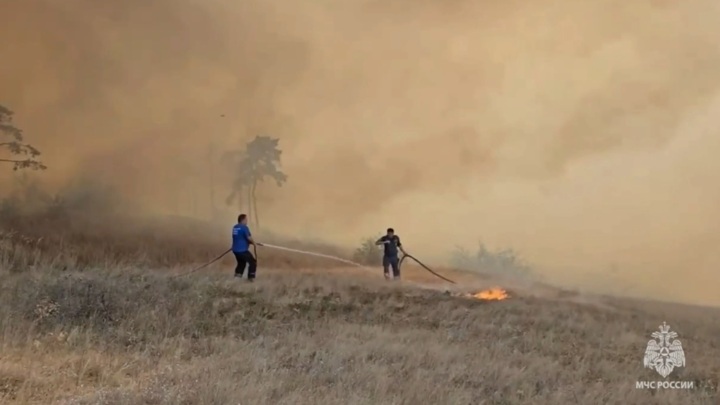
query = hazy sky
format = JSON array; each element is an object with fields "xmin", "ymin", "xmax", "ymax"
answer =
[{"xmin": 2, "ymin": 0, "xmax": 719, "ymax": 306}]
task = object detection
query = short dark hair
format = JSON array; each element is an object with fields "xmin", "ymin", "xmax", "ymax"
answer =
[
  {"xmin": 387, "ymin": 228, "xmax": 394, "ymax": 233},
  {"xmin": 238, "ymin": 214, "xmax": 247, "ymax": 223}
]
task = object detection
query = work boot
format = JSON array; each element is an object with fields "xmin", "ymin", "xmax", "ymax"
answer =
[{"xmin": 234, "ymin": 273, "xmax": 243, "ymax": 279}]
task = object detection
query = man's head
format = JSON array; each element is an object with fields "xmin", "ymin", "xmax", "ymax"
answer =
[
  {"xmin": 238, "ymin": 214, "xmax": 248, "ymax": 225},
  {"xmin": 386, "ymin": 227, "xmax": 395, "ymax": 236}
]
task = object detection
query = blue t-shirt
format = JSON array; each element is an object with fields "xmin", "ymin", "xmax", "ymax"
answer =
[{"xmin": 232, "ymin": 224, "xmax": 252, "ymax": 252}]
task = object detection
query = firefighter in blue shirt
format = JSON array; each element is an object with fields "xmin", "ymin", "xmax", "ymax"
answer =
[{"xmin": 232, "ymin": 214, "xmax": 261, "ymax": 281}]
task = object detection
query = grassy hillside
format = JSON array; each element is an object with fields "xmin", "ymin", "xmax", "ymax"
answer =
[{"xmin": 0, "ymin": 215, "xmax": 718, "ymax": 404}]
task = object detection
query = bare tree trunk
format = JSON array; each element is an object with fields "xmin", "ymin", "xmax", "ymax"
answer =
[
  {"xmin": 237, "ymin": 187, "xmax": 244, "ymax": 213},
  {"xmin": 192, "ymin": 181, "xmax": 198, "ymax": 217},
  {"xmin": 170, "ymin": 170, "xmax": 180, "ymax": 215},
  {"xmin": 251, "ymin": 180, "xmax": 259, "ymax": 229},
  {"xmin": 247, "ymin": 184, "xmax": 253, "ymax": 225},
  {"xmin": 208, "ymin": 143, "xmax": 216, "ymax": 220}
]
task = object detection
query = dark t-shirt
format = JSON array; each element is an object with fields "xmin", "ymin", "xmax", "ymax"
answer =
[{"xmin": 378, "ymin": 235, "xmax": 402, "ymax": 258}]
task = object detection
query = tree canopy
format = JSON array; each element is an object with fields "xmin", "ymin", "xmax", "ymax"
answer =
[
  {"xmin": 225, "ymin": 135, "xmax": 287, "ymax": 228},
  {"xmin": 0, "ymin": 105, "xmax": 46, "ymax": 171}
]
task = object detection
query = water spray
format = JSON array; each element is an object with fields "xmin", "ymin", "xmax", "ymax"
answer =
[{"xmin": 259, "ymin": 243, "xmax": 369, "ymax": 268}]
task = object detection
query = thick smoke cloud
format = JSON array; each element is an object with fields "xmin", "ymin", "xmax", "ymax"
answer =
[{"xmin": 2, "ymin": 0, "xmax": 719, "ymax": 306}]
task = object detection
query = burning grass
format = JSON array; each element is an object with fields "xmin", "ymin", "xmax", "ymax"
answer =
[{"xmin": 470, "ymin": 287, "xmax": 510, "ymax": 301}]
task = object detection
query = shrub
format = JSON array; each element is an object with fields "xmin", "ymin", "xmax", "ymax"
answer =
[
  {"xmin": 352, "ymin": 235, "xmax": 382, "ymax": 266},
  {"xmin": 0, "ymin": 175, "xmax": 131, "ymax": 225},
  {"xmin": 49, "ymin": 177, "xmax": 124, "ymax": 217},
  {"xmin": 451, "ymin": 242, "xmax": 533, "ymax": 277}
]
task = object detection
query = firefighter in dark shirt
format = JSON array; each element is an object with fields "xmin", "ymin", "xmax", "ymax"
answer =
[{"xmin": 375, "ymin": 228, "xmax": 407, "ymax": 280}]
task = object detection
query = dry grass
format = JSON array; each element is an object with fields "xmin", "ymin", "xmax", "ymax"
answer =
[{"xmin": 0, "ymin": 214, "xmax": 718, "ymax": 404}]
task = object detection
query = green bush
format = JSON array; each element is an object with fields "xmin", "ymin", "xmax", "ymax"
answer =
[{"xmin": 352, "ymin": 235, "xmax": 382, "ymax": 266}]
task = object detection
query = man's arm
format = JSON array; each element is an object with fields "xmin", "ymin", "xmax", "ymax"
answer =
[
  {"xmin": 244, "ymin": 227, "xmax": 257, "ymax": 245},
  {"xmin": 375, "ymin": 236, "xmax": 388, "ymax": 245},
  {"xmin": 243, "ymin": 227, "xmax": 264, "ymax": 247},
  {"xmin": 396, "ymin": 236, "xmax": 407, "ymax": 254}
]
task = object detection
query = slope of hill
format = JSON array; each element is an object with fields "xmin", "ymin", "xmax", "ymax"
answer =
[{"xmin": 0, "ymin": 216, "xmax": 718, "ymax": 404}]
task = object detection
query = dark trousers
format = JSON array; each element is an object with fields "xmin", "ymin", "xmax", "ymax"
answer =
[
  {"xmin": 233, "ymin": 251, "xmax": 257, "ymax": 279},
  {"xmin": 383, "ymin": 256, "xmax": 400, "ymax": 278}
]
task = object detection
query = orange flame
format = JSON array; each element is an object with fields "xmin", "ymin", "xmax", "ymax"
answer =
[{"xmin": 470, "ymin": 288, "xmax": 509, "ymax": 301}]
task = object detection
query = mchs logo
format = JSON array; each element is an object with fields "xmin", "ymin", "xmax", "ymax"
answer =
[{"xmin": 636, "ymin": 322, "xmax": 694, "ymax": 390}]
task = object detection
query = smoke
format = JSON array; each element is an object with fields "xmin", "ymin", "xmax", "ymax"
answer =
[{"xmin": 2, "ymin": 0, "xmax": 719, "ymax": 306}]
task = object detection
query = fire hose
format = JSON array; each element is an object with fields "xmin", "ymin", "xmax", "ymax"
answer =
[
  {"xmin": 172, "ymin": 242, "xmax": 456, "ymax": 284},
  {"xmin": 170, "ymin": 247, "xmax": 233, "ymax": 278},
  {"xmin": 399, "ymin": 254, "xmax": 456, "ymax": 284}
]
